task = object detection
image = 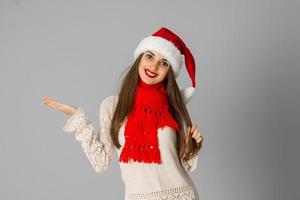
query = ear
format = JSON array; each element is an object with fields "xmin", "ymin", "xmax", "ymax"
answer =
[{"xmin": 180, "ymin": 86, "xmax": 195, "ymax": 105}]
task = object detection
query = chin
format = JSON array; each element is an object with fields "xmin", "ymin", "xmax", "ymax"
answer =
[
  {"xmin": 144, "ymin": 79, "xmax": 156, "ymax": 84},
  {"xmin": 145, "ymin": 78, "xmax": 158, "ymax": 85}
]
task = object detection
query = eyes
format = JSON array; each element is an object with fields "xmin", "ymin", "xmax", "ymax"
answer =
[{"xmin": 145, "ymin": 53, "xmax": 170, "ymax": 67}]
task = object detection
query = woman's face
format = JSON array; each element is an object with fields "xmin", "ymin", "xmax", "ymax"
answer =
[{"xmin": 138, "ymin": 50, "xmax": 171, "ymax": 85}]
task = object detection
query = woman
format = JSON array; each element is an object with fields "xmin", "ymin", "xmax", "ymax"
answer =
[{"xmin": 42, "ymin": 27, "xmax": 204, "ymax": 200}]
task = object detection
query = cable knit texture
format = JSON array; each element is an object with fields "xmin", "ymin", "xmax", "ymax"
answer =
[{"xmin": 62, "ymin": 95, "xmax": 200, "ymax": 200}]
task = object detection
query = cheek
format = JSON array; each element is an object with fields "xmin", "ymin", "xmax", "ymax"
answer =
[
  {"xmin": 139, "ymin": 59, "xmax": 147, "ymax": 67},
  {"xmin": 159, "ymin": 69, "xmax": 169, "ymax": 78},
  {"xmin": 139, "ymin": 62, "xmax": 147, "ymax": 72},
  {"xmin": 138, "ymin": 63, "xmax": 144, "ymax": 71},
  {"xmin": 138, "ymin": 67, "xmax": 144, "ymax": 77}
]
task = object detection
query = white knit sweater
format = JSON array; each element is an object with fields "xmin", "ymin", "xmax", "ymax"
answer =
[{"xmin": 62, "ymin": 95, "xmax": 200, "ymax": 200}]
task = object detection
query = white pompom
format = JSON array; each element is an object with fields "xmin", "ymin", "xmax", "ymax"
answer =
[{"xmin": 180, "ymin": 86, "xmax": 195, "ymax": 104}]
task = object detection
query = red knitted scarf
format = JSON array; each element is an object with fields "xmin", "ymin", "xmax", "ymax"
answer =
[{"xmin": 119, "ymin": 78, "xmax": 180, "ymax": 164}]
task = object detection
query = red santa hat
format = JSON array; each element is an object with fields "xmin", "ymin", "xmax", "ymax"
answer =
[{"xmin": 133, "ymin": 27, "xmax": 196, "ymax": 104}]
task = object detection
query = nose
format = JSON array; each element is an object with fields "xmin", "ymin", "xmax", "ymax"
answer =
[{"xmin": 148, "ymin": 61, "xmax": 160, "ymax": 71}]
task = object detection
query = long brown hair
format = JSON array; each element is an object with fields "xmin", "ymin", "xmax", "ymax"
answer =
[{"xmin": 109, "ymin": 53, "xmax": 202, "ymax": 163}]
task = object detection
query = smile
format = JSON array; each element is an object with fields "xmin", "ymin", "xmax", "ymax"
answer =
[{"xmin": 145, "ymin": 69, "xmax": 158, "ymax": 78}]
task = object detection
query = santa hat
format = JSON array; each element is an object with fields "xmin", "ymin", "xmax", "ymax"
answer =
[{"xmin": 133, "ymin": 27, "xmax": 196, "ymax": 104}]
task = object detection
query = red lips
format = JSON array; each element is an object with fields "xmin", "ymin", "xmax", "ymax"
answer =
[{"xmin": 145, "ymin": 69, "xmax": 158, "ymax": 78}]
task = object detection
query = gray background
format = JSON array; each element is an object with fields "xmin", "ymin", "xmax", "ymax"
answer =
[{"xmin": 1, "ymin": 0, "xmax": 299, "ymax": 199}]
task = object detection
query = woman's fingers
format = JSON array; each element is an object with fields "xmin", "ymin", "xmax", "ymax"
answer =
[
  {"xmin": 187, "ymin": 123, "xmax": 203, "ymax": 144},
  {"xmin": 42, "ymin": 96, "xmax": 77, "ymax": 115},
  {"xmin": 194, "ymin": 130, "xmax": 203, "ymax": 143},
  {"xmin": 42, "ymin": 96, "xmax": 63, "ymax": 110},
  {"xmin": 190, "ymin": 123, "xmax": 197, "ymax": 134}
]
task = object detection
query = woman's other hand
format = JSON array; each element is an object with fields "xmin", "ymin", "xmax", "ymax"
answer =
[
  {"xmin": 42, "ymin": 96, "xmax": 78, "ymax": 116},
  {"xmin": 185, "ymin": 123, "xmax": 204, "ymax": 144}
]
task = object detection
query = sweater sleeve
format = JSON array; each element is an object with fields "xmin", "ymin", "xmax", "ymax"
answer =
[
  {"xmin": 62, "ymin": 95, "xmax": 117, "ymax": 173},
  {"xmin": 181, "ymin": 153, "xmax": 199, "ymax": 172}
]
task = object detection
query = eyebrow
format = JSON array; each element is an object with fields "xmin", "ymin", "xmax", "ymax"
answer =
[{"xmin": 146, "ymin": 51, "xmax": 169, "ymax": 62}]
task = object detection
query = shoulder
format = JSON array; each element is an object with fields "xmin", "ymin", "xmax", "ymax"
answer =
[
  {"xmin": 99, "ymin": 95, "xmax": 119, "ymax": 115},
  {"xmin": 100, "ymin": 95, "xmax": 119, "ymax": 108}
]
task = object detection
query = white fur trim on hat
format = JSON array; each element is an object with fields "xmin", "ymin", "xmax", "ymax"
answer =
[
  {"xmin": 180, "ymin": 86, "xmax": 195, "ymax": 104},
  {"xmin": 133, "ymin": 36, "xmax": 184, "ymax": 78}
]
